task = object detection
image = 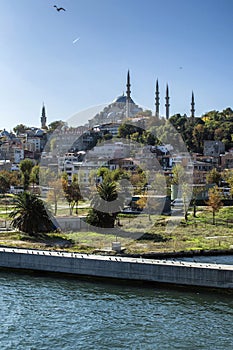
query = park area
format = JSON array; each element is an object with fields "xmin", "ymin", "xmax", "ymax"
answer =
[{"xmin": 0, "ymin": 194, "xmax": 233, "ymax": 255}]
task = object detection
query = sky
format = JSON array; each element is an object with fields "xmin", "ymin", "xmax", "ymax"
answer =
[{"xmin": 1, "ymin": 0, "xmax": 233, "ymax": 131}]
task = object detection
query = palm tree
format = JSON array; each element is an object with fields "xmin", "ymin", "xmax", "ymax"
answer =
[
  {"xmin": 86, "ymin": 180, "xmax": 123, "ymax": 228},
  {"xmin": 10, "ymin": 192, "xmax": 55, "ymax": 236}
]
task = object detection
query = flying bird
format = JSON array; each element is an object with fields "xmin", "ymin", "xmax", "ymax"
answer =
[
  {"xmin": 54, "ymin": 5, "xmax": 66, "ymax": 12},
  {"xmin": 73, "ymin": 37, "xmax": 80, "ymax": 44}
]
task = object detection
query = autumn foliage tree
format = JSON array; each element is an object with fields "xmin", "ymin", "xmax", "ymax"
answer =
[
  {"xmin": 206, "ymin": 186, "xmax": 223, "ymax": 225},
  {"xmin": 62, "ymin": 174, "xmax": 83, "ymax": 215}
]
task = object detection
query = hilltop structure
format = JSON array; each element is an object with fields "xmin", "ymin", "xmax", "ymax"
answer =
[
  {"xmin": 88, "ymin": 71, "xmax": 143, "ymax": 128},
  {"xmin": 89, "ymin": 72, "xmax": 195, "ymax": 128}
]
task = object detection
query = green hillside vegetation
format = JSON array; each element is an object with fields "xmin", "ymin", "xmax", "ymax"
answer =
[{"xmin": 117, "ymin": 108, "xmax": 233, "ymax": 153}]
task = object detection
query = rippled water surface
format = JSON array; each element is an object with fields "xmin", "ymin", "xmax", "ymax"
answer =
[{"xmin": 0, "ymin": 270, "xmax": 233, "ymax": 349}]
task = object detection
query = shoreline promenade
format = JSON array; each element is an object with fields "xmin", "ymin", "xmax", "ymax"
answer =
[{"xmin": 1, "ymin": 247, "xmax": 233, "ymax": 290}]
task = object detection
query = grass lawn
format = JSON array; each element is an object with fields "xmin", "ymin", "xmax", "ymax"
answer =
[{"xmin": 0, "ymin": 206, "xmax": 233, "ymax": 255}]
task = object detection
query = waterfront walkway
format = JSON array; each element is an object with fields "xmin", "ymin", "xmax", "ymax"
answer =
[
  {"xmin": 1, "ymin": 247, "xmax": 233, "ymax": 289},
  {"xmin": 0, "ymin": 246, "xmax": 233, "ymax": 270}
]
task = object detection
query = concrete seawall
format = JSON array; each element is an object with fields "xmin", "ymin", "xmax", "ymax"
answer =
[{"xmin": 1, "ymin": 247, "xmax": 233, "ymax": 289}]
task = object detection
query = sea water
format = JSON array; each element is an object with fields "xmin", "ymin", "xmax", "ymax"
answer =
[{"xmin": 0, "ymin": 270, "xmax": 233, "ymax": 350}]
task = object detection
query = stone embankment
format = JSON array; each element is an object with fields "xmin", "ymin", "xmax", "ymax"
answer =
[{"xmin": 1, "ymin": 247, "xmax": 233, "ymax": 290}]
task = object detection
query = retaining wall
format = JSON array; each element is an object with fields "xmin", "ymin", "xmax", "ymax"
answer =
[
  {"xmin": 55, "ymin": 216, "xmax": 89, "ymax": 231},
  {"xmin": 0, "ymin": 248, "xmax": 233, "ymax": 289}
]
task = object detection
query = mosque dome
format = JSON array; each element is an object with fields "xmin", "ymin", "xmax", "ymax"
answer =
[{"xmin": 113, "ymin": 94, "xmax": 135, "ymax": 104}]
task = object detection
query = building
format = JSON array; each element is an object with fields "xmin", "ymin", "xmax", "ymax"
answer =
[
  {"xmin": 204, "ymin": 140, "xmax": 225, "ymax": 157},
  {"xmin": 88, "ymin": 71, "xmax": 143, "ymax": 128},
  {"xmin": 220, "ymin": 152, "xmax": 233, "ymax": 170}
]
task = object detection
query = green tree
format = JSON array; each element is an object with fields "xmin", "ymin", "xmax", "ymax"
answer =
[
  {"xmin": 48, "ymin": 120, "xmax": 66, "ymax": 133},
  {"xmin": 118, "ymin": 123, "xmax": 143, "ymax": 139},
  {"xmin": 10, "ymin": 192, "xmax": 55, "ymax": 236},
  {"xmin": 169, "ymin": 113, "xmax": 187, "ymax": 133},
  {"xmin": 13, "ymin": 124, "xmax": 28, "ymax": 135},
  {"xmin": 30, "ymin": 165, "xmax": 40, "ymax": 188},
  {"xmin": 86, "ymin": 180, "xmax": 123, "ymax": 228},
  {"xmin": 0, "ymin": 172, "xmax": 10, "ymax": 193},
  {"xmin": 103, "ymin": 133, "xmax": 113, "ymax": 141},
  {"xmin": 172, "ymin": 164, "xmax": 186, "ymax": 185},
  {"xmin": 192, "ymin": 124, "xmax": 208, "ymax": 153},
  {"xmin": 206, "ymin": 168, "xmax": 221, "ymax": 185},
  {"xmin": 39, "ymin": 168, "xmax": 56, "ymax": 186},
  {"xmin": 19, "ymin": 159, "xmax": 34, "ymax": 190}
]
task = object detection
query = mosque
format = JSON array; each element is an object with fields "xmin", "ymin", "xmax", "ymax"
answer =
[
  {"xmin": 40, "ymin": 71, "xmax": 196, "ymax": 130},
  {"xmin": 87, "ymin": 70, "xmax": 196, "ymax": 128}
]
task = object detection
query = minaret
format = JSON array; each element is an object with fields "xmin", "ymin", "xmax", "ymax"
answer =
[
  {"xmin": 41, "ymin": 103, "xmax": 47, "ymax": 129},
  {"xmin": 155, "ymin": 79, "xmax": 160, "ymax": 118},
  {"xmin": 126, "ymin": 70, "xmax": 131, "ymax": 118},
  {"xmin": 190, "ymin": 91, "xmax": 195, "ymax": 118},
  {"xmin": 165, "ymin": 84, "xmax": 170, "ymax": 120}
]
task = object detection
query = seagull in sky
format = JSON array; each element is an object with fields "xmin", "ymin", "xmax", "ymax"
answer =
[
  {"xmin": 73, "ymin": 37, "xmax": 80, "ymax": 44},
  {"xmin": 54, "ymin": 5, "xmax": 66, "ymax": 12}
]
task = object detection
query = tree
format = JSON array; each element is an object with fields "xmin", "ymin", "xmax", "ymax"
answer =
[
  {"xmin": 10, "ymin": 192, "xmax": 55, "ymax": 236},
  {"xmin": 39, "ymin": 168, "xmax": 57, "ymax": 186},
  {"xmin": 192, "ymin": 124, "xmax": 206, "ymax": 152},
  {"xmin": 48, "ymin": 120, "xmax": 66, "ymax": 133},
  {"xmin": 47, "ymin": 178, "xmax": 64, "ymax": 215},
  {"xmin": 192, "ymin": 185, "xmax": 205, "ymax": 217},
  {"xmin": 136, "ymin": 195, "xmax": 149, "ymax": 219},
  {"xmin": 86, "ymin": 180, "xmax": 123, "ymax": 228},
  {"xmin": 223, "ymin": 170, "xmax": 233, "ymax": 197},
  {"xmin": 30, "ymin": 165, "xmax": 40, "ymax": 188},
  {"xmin": 13, "ymin": 124, "xmax": 28, "ymax": 135},
  {"xmin": 206, "ymin": 186, "xmax": 223, "ymax": 225},
  {"xmin": 19, "ymin": 159, "xmax": 34, "ymax": 190},
  {"xmin": 181, "ymin": 184, "xmax": 192, "ymax": 222},
  {"xmin": 151, "ymin": 173, "xmax": 168, "ymax": 195},
  {"xmin": 118, "ymin": 123, "xmax": 143, "ymax": 139},
  {"xmin": 136, "ymin": 194, "xmax": 162, "ymax": 221},
  {"xmin": 136, "ymin": 196, "xmax": 147, "ymax": 210},
  {"xmin": 62, "ymin": 174, "xmax": 83, "ymax": 215},
  {"xmin": 130, "ymin": 172, "xmax": 147, "ymax": 194},
  {"xmin": 172, "ymin": 164, "xmax": 186, "ymax": 185},
  {"xmin": 206, "ymin": 168, "xmax": 221, "ymax": 185},
  {"xmin": 103, "ymin": 133, "xmax": 113, "ymax": 141},
  {"xmin": 0, "ymin": 173, "xmax": 10, "ymax": 193}
]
